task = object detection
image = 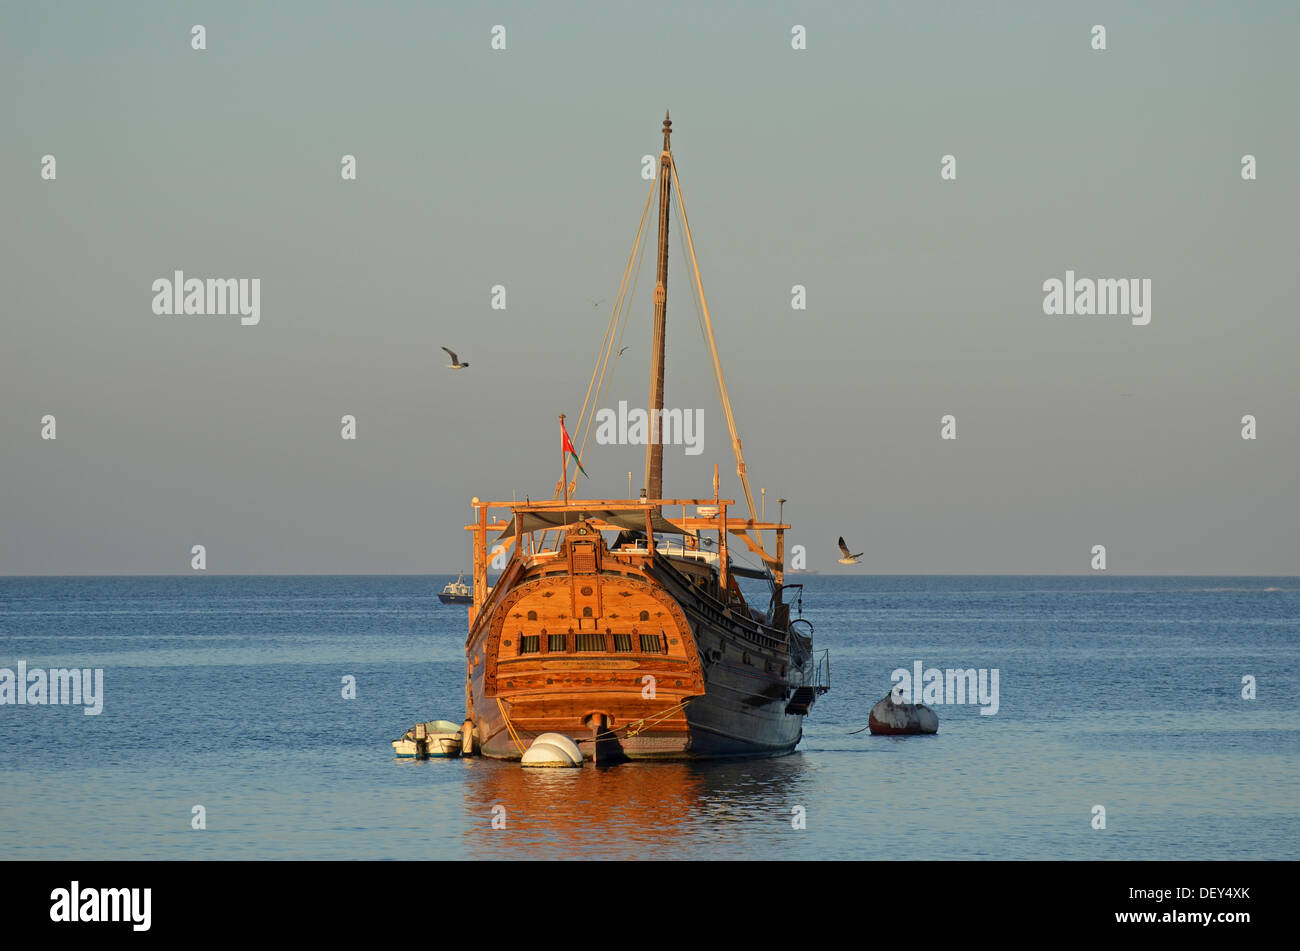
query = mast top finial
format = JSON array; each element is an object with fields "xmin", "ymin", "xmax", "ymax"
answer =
[{"xmin": 662, "ymin": 110, "xmax": 672, "ymax": 150}]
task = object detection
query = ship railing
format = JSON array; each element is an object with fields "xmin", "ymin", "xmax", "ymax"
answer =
[
  {"xmin": 615, "ymin": 539, "xmax": 719, "ymax": 565},
  {"xmin": 777, "ymin": 582, "xmax": 803, "ymax": 612},
  {"xmin": 812, "ymin": 648, "xmax": 830, "ymax": 694}
]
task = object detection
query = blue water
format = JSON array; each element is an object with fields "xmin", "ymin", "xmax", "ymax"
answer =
[{"xmin": 1, "ymin": 575, "xmax": 1296, "ymax": 860}]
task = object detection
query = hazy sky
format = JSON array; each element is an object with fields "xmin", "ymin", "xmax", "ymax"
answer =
[{"xmin": 2, "ymin": 1, "xmax": 1297, "ymax": 574}]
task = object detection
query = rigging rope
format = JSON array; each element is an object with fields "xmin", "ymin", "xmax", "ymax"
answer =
[
  {"xmin": 572, "ymin": 172, "xmax": 658, "ymax": 494},
  {"xmin": 579, "ymin": 191, "xmax": 650, "ymax": 474},
  {"xmin": 669, "ymin": 155, "xmax": 760, "ymax": 528},
  {"xmin": 535, "ymin": 173, "xmax": 656, "ymax": 553}
]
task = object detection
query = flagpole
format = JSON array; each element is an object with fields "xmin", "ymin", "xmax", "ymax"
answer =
[{"xmin": 559, "ymin": 414, "xmax": 569, "ymax": 505}]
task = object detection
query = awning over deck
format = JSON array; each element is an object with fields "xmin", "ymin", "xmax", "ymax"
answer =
[{"xmin": 494, "ymin": 507, "xmax": 688, "ymax": 542}]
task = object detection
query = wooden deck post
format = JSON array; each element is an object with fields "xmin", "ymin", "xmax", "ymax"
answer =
[
  {"xmin": 775, "ymin": 528, "xmax": 785, "ymax": 588},
  {"xmin": 717, "ymin": 502, "xmax": 728, "ymax": 597},
  {"xmin": 471, "ymin": 501, "xmax": 488, "ymax": 624}
]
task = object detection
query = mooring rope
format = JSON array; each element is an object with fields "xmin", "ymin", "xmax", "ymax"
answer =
[
  {"xmin": 597, "ymin": 696, "xmax": 694, "ymax": 741},
  {"xmin": 495, "ymin": 696, "xmax": 528, "ymax": 755},
  {"xmin": 494, "ymin": 695, "xmax": 694, "ymax": 756}
]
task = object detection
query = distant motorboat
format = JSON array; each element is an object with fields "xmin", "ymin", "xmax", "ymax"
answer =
[{"xmin": 438, "ymin": 571, "xmax": 472, "ymax": 604}]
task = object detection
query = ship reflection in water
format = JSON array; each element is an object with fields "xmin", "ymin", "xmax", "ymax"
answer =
[{"xmin": 457, "ymin": 755, "xmax": 814, "ymax": 859}]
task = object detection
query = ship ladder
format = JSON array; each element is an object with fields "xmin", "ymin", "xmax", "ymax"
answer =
[{"xmin": 785, "ymin": 686, "xmax": 817, "ymax": 715}]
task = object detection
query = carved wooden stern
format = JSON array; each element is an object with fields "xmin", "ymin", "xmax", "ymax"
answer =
[{"xmin": 467, "ymin": 520, "xmax": 708, "ymax": 760}]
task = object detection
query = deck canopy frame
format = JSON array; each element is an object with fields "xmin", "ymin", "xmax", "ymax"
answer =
[{"xmin": 464, "ymin": 497, "xmax": 790, "ymax": 617}]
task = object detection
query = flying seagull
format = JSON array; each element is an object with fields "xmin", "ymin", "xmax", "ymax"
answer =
[
  {"xmin": 837, "ymin": 536, "xmax": 863, "ymax": 565},
  {"xmin": 589, "ymin": 297, "xmax": 605, "ymax": 309},
  {"xmin": 441, "ymin": 347, "xmax": 469, "ymax": 369},
  {"xmin": 618, "ymin": 346, "xmax": 630, "ymax": 356}
]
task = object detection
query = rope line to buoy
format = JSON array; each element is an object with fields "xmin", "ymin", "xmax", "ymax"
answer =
[
  {"xmin": 494, "ymin": 696, "xmax": 695, "ymax": 755},
  {"xmin": 594, "ymin": 696, "xmax": 695, "ymax": 741},
  {"xmin": 622, "ymin": 696, "xmax": 693, "ymax": 738}
]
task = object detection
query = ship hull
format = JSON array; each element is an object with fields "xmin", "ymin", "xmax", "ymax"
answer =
[
  {"xmin": 472, "ymin": 640, "xmax": 805, "ymax": 761},
  {"xmin": 465, "ymin": 540, "xmax": 814, "ymax": 762}
]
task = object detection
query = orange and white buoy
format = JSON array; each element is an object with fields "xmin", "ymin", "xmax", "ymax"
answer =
[{"xmin": 868, "ymin": 689, "xmax": 939, "ymax": 735}]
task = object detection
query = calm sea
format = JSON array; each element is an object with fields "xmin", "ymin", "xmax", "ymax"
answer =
[{"xmin": 1, "ymin": 575, "xmax": 1296, "ymax": 860}]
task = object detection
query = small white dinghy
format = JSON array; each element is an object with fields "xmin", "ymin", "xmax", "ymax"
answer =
[{"xmin": 392, "ymin": 720, "xmax": 464, "ymax": 758}]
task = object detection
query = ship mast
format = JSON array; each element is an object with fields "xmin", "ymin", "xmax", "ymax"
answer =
[
  {"xmin": 644, "ymin": 111, "xmax": 672, "ymax": 503},
  {"xmin": 621, "ymin": 114, "xmax": 771, "ymax": 569}
]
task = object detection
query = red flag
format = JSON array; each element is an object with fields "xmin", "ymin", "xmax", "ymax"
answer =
[{"xmin": 561, "ymin": 420, "xmax": 588, "ymax": 477}]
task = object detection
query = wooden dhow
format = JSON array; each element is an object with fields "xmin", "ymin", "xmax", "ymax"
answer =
[{"xmin": 461, "ymin": 113, "xmax": 828, "ymax": 761}]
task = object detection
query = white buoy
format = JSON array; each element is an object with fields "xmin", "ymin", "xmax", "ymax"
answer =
[
  {"xmin": 532, "ymin": 733, "xmax": 583, "ymax": 763},
  {"xmin": 521, "ymin": 735, "xmax": 583, "ymax": 768}
]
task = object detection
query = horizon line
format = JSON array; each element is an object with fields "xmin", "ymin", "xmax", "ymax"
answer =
[{"xmin": 0, "ymin": 571, "xmax": 1296, "ymax": 579}]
